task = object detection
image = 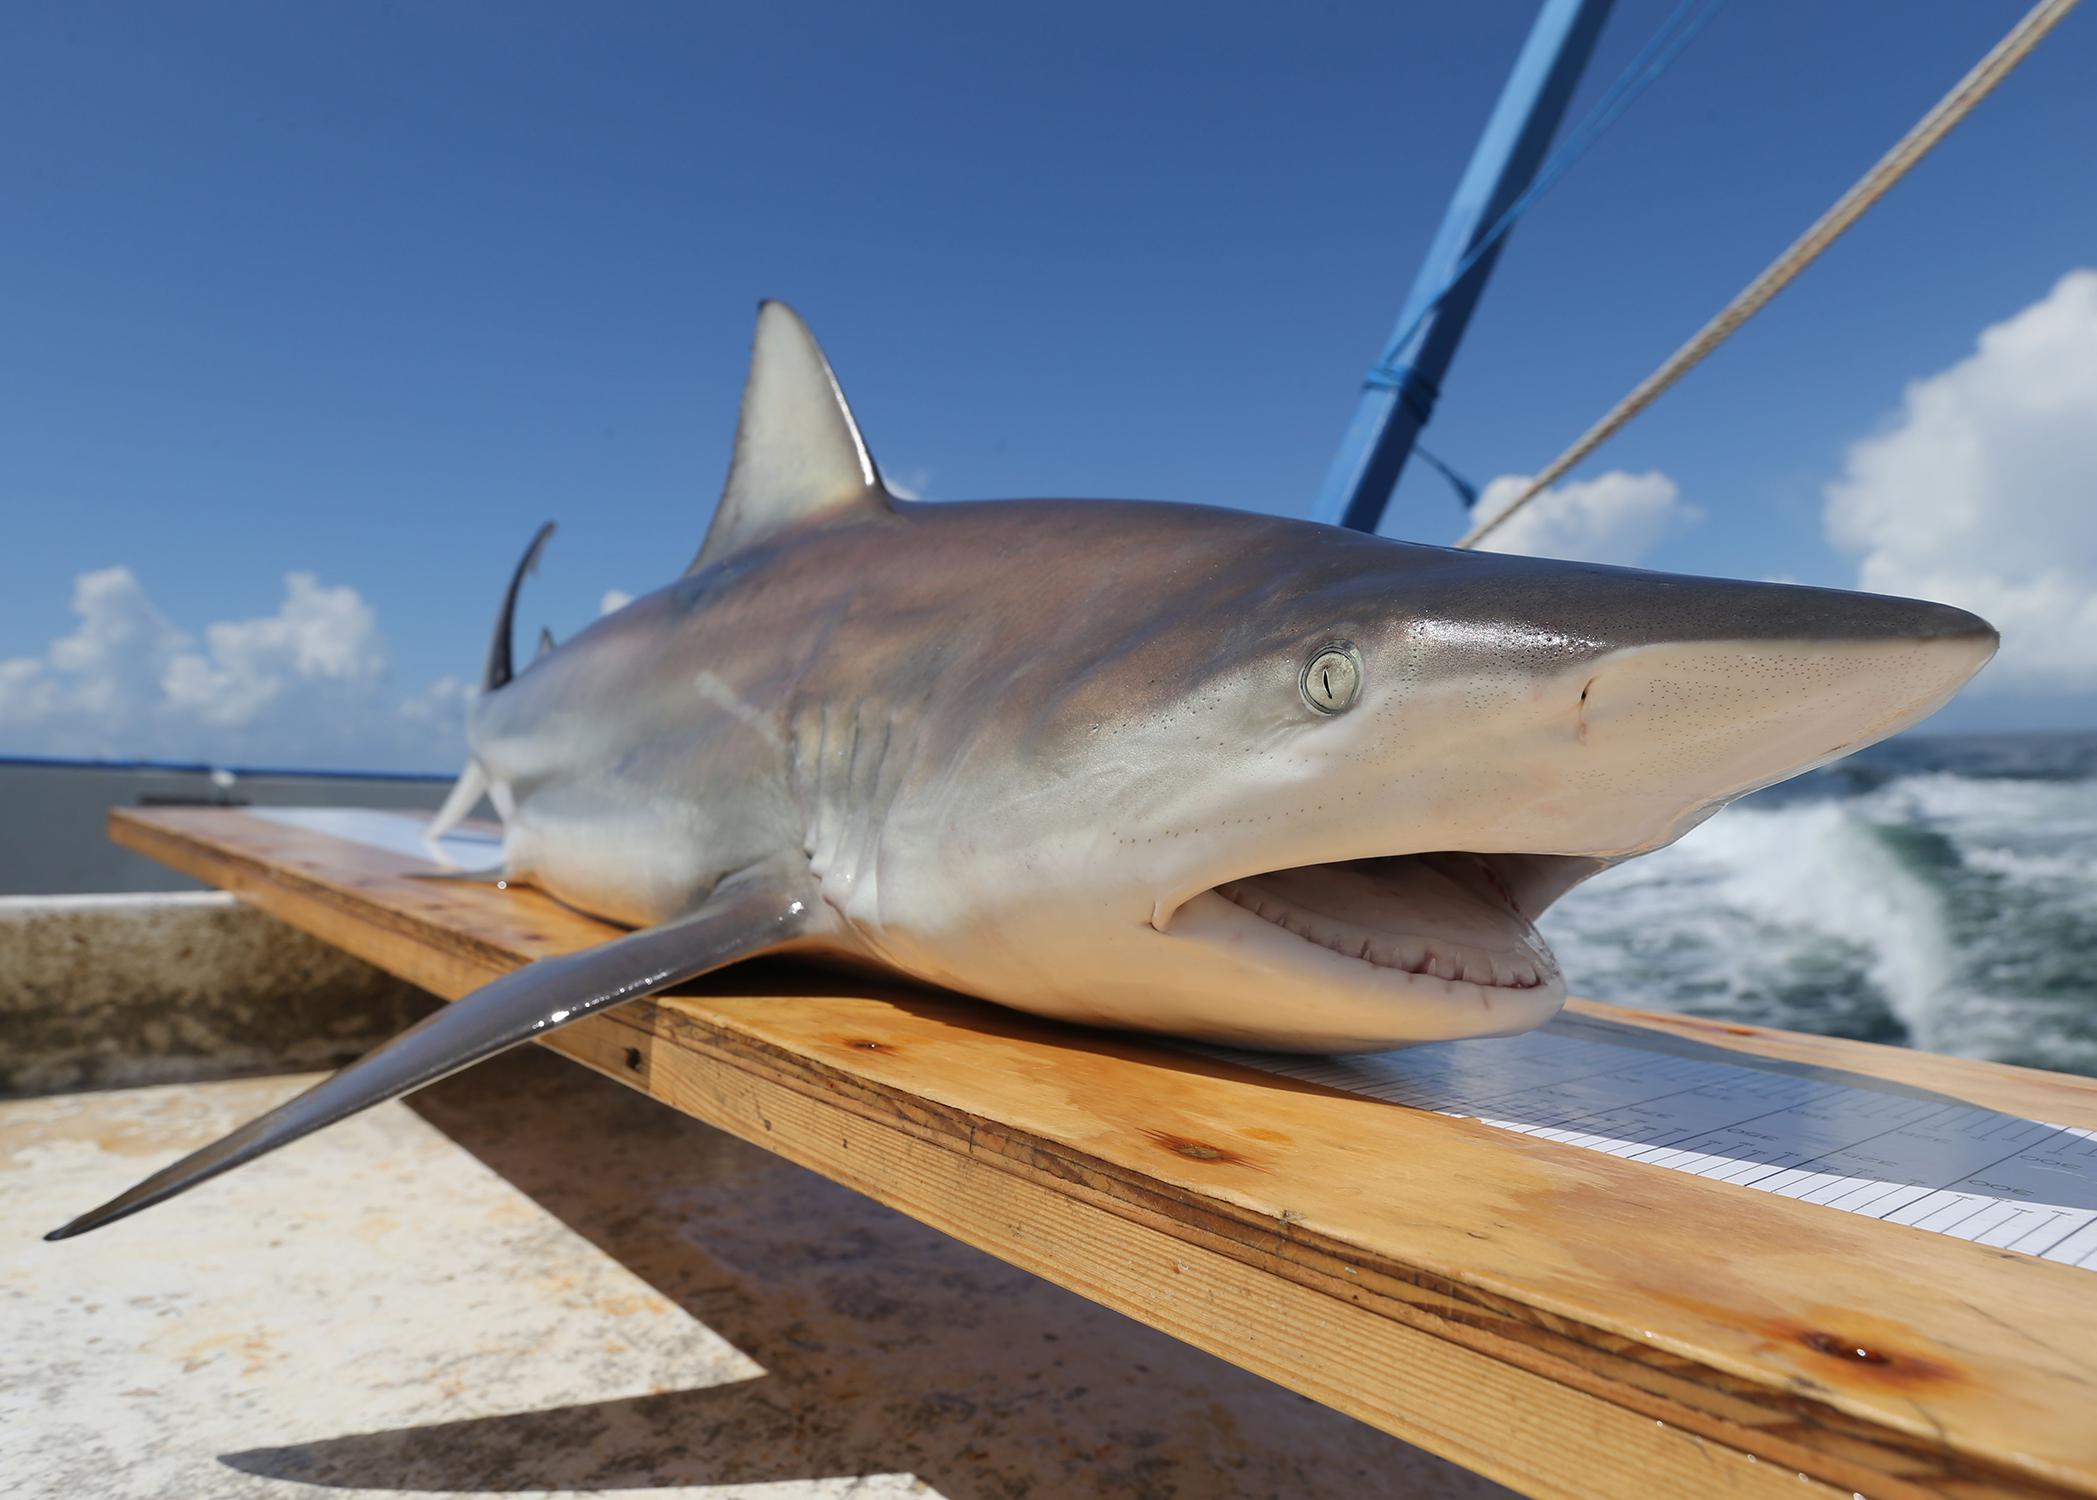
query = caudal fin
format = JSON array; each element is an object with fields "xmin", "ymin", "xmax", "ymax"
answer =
[{"xmin": 486, "ymin": 521, "xmax": 556, "ymax": 692}]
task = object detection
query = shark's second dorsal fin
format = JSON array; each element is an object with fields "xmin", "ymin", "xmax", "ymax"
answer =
[{"xmin": 689, "ymin": 301, "xmax": 892, "ymax": 572}]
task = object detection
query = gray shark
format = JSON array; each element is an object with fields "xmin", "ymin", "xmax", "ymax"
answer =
[{"xmin": 49, "ymin": 302, "xmax": 1996, "ymax": 1239}]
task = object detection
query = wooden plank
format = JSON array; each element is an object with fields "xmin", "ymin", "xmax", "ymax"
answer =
[{"xmin": 109, "ymin": 805, "xmax": 2097, "ymax": 1500}]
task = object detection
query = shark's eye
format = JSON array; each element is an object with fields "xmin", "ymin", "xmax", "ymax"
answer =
[{"xmin": 1300, "ymin": 642, "xmax": 1362, "ymax": 715}]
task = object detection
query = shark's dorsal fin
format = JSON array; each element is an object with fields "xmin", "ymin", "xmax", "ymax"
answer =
[{"xmin": 689, "ymin": 301, "xmax": 892, "ymax": 572}]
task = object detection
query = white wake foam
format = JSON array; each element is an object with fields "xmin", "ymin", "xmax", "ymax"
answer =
[{"xmin": 1542, "ymin": 766, "xmax": 2097, "ymax": 1064}]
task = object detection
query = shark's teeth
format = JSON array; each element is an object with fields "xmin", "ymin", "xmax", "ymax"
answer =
[{"xmin": 1214, "ymin": 860, "xmax": 1558, "ymax": 991}]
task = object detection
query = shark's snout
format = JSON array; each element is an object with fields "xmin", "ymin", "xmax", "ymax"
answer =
[
  {"xmin": 1541, "ymin": 583, "xmax": 1995, "ymax": 857},
  {"xmin": 1351, "ymin": 560, "xmax": 1999, "ymax": 858},
  {"xmin": 1372, "ymin": 564, "xmax": 1996, "ymax": 873}
]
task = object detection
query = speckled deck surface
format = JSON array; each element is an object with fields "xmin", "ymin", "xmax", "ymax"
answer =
[{"xmin": 4, "ymin": 1047, "xmax": 1503, "ymax": 1499}]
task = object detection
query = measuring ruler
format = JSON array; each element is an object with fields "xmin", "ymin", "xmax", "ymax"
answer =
[{"xmin": 1210, "ymin": 1014, "xmax": 2097, "ymax": 1269}]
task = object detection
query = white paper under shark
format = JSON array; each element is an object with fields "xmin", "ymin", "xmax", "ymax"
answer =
[{"xmin": 49, "ymin": 302, "xmax": 1997, "ymax": 1239}]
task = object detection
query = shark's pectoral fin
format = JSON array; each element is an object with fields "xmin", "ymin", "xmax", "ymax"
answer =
[{"xmin": 45, "ymin": 877, "xmax": 813, "ymax": 1240}]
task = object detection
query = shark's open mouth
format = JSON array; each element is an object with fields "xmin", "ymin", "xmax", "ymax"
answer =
[{"xmin": 1211, "ymin": 853, "xmax": 1573, "ymax": 994}]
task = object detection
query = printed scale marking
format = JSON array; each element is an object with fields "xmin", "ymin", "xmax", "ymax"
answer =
[{"xmin": 1209, "ymin": 1015, "xmax": 2097, "ymax": 1269}]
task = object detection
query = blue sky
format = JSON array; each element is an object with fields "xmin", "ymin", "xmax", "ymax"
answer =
[{"xmin": 5, "ymin": 0, "xmax": 2094, "ymax": 768}]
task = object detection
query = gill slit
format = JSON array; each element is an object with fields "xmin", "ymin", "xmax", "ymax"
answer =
[{"xmin": 793, "ymin": 696, "xmax": 904, "ymax": 945}]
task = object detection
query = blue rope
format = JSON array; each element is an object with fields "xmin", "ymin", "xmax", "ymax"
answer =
[
  {"xmin": 1412, "ymin": 443, "xmax": 1482, "ymax": 510},
  {"xmin": 1369, "ymin": 0, "xmax": 1727, "ymax": 389}
]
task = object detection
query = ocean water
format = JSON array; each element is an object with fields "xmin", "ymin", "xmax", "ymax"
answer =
[{"xmin": 1543, "ymin": 732, "xmax": 2097, "ymax": 1077}]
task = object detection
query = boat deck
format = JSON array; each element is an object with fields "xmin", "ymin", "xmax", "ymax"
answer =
[{"xmin": 68, "ymin": 806, "xmax": 2097, "ymax": 1497}]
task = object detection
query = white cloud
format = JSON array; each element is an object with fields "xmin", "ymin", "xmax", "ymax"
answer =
[
  {"xmin": 599, "ymin": 589, "xmax": 634, "ymax": 616},
  {"xmin": 1468, "ymin": 469, "xmax": 1688, "ymax": 565},
  {"xmin": 396, "ymin": 674, "xmax": 476, "ymax": 734},
  {"xmin": 162, "ymin": 573, "xmax": 384, "ymax": 729},
  {"xmin": 2, "ymin": 569, "xmax": 191, "ymax": 739},
  {"xmin": 0, "ymin": 568, "xmax": 469, "ymax": 770},
  {"xmin": 1827, "ymin": 269, "xmax": 2097, "ymax": 693}
]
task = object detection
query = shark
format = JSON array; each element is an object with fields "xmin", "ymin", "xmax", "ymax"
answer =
[{"xmin": 49, "ymin": 302, "xmax": 1996, "ymax": 1240}]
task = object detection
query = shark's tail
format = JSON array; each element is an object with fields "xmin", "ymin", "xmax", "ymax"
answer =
[
  {"xmin": 423, "ymin": 522, "xmax": 556, "ymax": 849},
  {"xmin": 486, "ymin": 521, "xmax": 556, "ymax": 693}
]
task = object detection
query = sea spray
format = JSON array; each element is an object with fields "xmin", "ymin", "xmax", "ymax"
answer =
[
  {"xmin": 1703, "ymin": 803, "xmax": 1957, "ymax": 1047},
  {"xmin": 1542, "ymin": 731, "xmax": 2097, "ymax": 1076}
]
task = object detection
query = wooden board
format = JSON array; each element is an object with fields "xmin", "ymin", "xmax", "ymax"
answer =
[{"xmin": 110, "ymin": 806, "xmax": 2097, "ymax": 1500}]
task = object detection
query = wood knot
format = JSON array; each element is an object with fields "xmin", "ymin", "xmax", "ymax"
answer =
[
  {"xmin": 1754, "ymin": 1314, "xmax": 1960, "ymax": 1390},
  {"xmin": 845, "ymin": 1038, "xmax": 894, "ymax": 1054},
  {"xmin": 1141, "ymin": 1130, "xmax": 1261, "ymax": 1169},
  {"xmin": 1801, "ymin": 1331, "xmax": 1892, "ymax": 1365},
  {"xmin": 623, "ymin": 1047, "xmax": 644, "ymax": 1072}
]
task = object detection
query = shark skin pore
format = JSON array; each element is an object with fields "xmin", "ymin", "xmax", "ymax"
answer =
[{"xmin": 48, "ymin": 302, "xmax": 1998, "ymax": 1240}]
